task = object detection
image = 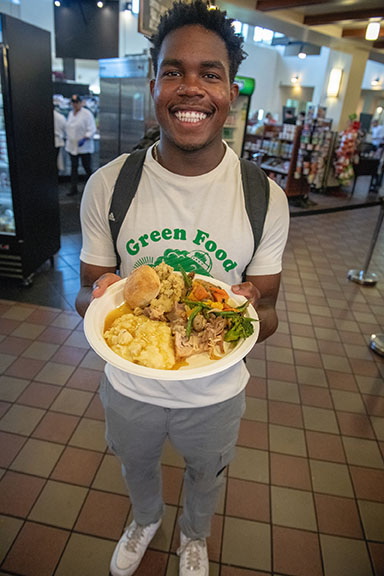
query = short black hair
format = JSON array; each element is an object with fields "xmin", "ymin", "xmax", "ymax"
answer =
[{"xmin": 149, "ymin": 0, "xmax": 247, "ymax": 83}]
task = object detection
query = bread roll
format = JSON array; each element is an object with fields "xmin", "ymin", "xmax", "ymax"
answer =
[{"xmin": 124, "ymin": 265, "xmax": 161, "ymax": 309}]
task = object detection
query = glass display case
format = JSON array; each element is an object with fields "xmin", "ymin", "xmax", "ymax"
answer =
[
  {"xmin": 223, "ymin": 76, "xmax": 255, "ymax": 157},
  {"xmin": 0, "ymin": 85, "xmax": 15, "ymax": 235},
  {"xmin": 0, "ymin": 14, "xmax": 60, "ymax": 283}
]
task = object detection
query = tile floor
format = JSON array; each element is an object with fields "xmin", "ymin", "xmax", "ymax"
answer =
[{"xmin": 0, "ymin": 192, "xmax": 384, "ymax": 575}]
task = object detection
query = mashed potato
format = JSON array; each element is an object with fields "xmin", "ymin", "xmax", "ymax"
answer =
[
  {"xmin": 104, "ymin": 263, "xmax": 186, "ymax": 369},
  {"xmin": 104, "ymin": 313, "xmax": 175, "ymax": 370}
]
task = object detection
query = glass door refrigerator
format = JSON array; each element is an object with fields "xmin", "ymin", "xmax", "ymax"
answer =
[
  {"xmin": 0, "ymin": 14, "xmax": 60, "ymax": 283},
  {"xmin": 223, "ymin": 75, "xmax": 255, "ymax": 157},
  {"xmin": 99, "ymin": 54, "xmax": 157, "ymax": 167}
]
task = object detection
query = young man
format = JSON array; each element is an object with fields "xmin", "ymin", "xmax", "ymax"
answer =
[{"xmin": 76, "ymin": 2, "xmax": 289, "ymax": 575}]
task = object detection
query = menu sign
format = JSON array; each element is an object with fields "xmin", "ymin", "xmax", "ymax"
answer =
[{"xmin": 138, "ymin": 0, "xmax": 175, "ymax": 37}]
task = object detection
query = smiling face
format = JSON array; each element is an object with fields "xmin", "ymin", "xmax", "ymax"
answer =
[{"xmin": 150, "ymin": 24, "xmax": 238, "ymax": 160}]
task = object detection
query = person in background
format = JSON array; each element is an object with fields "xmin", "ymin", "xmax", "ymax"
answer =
[
  {"xmin": 284, "ymin": 109, "xmax": 297, "ymax": 125},
  {"xmin": 297, "ymin": 111, "xmax": 306, "ymax": 125},
  {"xmin": 53, "ymin": 108, "xmax": 66, "ymax": 171},
  {"xmin": 369, "ymin": 120, "xmax": 384, "ymax": 191},
  {"xmin": 65, "ymin": 94, "xmax": 96, "ymax": 197},
  {"xmin": 371, "ymin": 119, "xmax": 384, "ymax": 150},
  {"xmin": 264, "ymin": 112, "xmax": 276, "ymax": 124},
  {"xmin": 75, "ymin": 2, "xmax": 289, "ymax": 575}
]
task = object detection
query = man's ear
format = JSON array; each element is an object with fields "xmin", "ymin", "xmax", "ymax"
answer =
[
  {"xmin": 230, "ymin": 82, "xmax": 239, "ymax": 104},
  {"xmin": 150, "ymin": 78, "xmax": 155, "ymax": 97}
]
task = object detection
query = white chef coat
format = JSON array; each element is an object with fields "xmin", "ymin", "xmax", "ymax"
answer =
[
  {"xmin": 65, "ymin": 107, "xmax": 96, "ymax": 155},
  {"xmin": 372, "ymin": 124, "xmax": 384, "ymax": 148},
  {"xmin": 53, "ymin": 110, "xmax": 66, "ymax": 148}
]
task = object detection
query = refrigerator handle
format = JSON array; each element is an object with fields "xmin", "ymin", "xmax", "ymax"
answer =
[
  {"xmin": 0, "ymin": 43, "xmax": 9, "ymax": 83},
  {"xmin": 0, "ymin": 44, "xmax": 12, "ymax": 119}
]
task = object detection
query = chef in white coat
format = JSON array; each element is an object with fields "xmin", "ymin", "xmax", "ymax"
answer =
[
  {"xmin": 371, "ymin": 119, "xmax": 384, "ymax": 150},
  {"xmin": 65, "ymin": 94, "xmax": 96, "ymax": 196}
]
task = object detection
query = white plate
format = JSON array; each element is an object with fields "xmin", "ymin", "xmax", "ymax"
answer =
[{"xmin": 83, "ymin": 275, "xmax": 259, "ymax": 380}]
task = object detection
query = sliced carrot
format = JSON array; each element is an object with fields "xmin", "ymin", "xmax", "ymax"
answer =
[
  {"xmin": 211, "ymin": 288, "xmax": 230, "ymax": 304},
  {"xmin": 211, "ymin": 286, "xmax": 229, "ymax": 297},
  {"xmin": 191, "ymin": 282, "xmax": 211, "ymax": 301}
]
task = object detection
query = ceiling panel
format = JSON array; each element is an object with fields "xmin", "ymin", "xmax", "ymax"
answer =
[{"xmin": 254, "ymin": 0, "xmax": 384, "ymax": 57}]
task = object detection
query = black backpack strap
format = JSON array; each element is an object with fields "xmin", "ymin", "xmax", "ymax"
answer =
[
  {"xmin": 108, "ymin": 148, "xmax": 147, "ymax": 268},
  {"xmin": 240, "ymin": 158, "xmax": 270, "ymax": 258},
  {"xmin": 108, "ymin": 151, "xmax": 269, "ymax": 271}
]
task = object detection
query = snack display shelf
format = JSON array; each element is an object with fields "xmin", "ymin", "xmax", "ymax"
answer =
[
  {"xmin": 261, "ymin": 153, "xmax": 292, "ymax": 161},
  {"xmin": 296, "ymin": 116, "xmax": 335, "ymax": 190},
  {"xmin": 0, "ymin": 14, "xmax": 60, "ymax": 283},
  {"xmin": 243, "ymin": 124, "xmax": 309, "ymax": 198},
  {"xmin": 260, "ymin": 163, "xmax": 288, "ymax": 175}
]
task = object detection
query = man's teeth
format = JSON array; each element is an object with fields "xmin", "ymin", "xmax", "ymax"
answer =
[{"xmin": 174, "ymin": 111, "xmax": 207, "ymax": 123}]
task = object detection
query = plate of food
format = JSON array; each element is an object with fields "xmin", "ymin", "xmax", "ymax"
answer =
[{"xmin": 84, "ymin": 262, "xmax": 259, "ymax": 380}]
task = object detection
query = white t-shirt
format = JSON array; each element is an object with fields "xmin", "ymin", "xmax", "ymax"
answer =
[
  {"xmin": 80, "ymin": 144, "xmax": 289, "ymax": 408},
  {"xmin": 65, "ymin": 107, "xmax": 96, "ymax": 155}
]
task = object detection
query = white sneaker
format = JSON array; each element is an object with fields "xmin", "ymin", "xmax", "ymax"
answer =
[
  {"xmin": 177, "ymin": 531, "xmax": 209, "ymax": 575},
  {"xmin": 110, "ymin": 518, "xmax": 162, "ymax": 576}
]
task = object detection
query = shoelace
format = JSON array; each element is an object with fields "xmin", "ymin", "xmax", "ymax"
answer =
[
  {"xmin": 178, "ymin": 538, "xmax": 205, "ymax": 570},
  {"xmin": 124, "ymin": 524, "xmax": 145, "ymax": 553}
]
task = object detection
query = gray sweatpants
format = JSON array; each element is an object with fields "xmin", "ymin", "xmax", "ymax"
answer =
[{"xmin": 99, "ymin": 374, "xmax": 246, "ymax": 539}]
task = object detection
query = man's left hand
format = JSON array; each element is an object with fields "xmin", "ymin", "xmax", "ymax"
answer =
[{"xmin": 231, "ymin": 282, "xmax": 261, "ymax": 307}]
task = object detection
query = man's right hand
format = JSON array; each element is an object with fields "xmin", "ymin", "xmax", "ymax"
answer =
[
  {"xmin": 76, "ymin": 262, "xmax": 119, "ymax": 317},
  {"xmin": 91, "ymin": 273, "xmax": 121, "ymax": 299}
]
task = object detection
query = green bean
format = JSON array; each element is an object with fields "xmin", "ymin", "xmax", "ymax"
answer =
[
  {"xmin": 186, "ymin": 305, "xmax": 203, "ymax": 338},
  {"xmin": 179, "ymin": 265, "xmax": 192, "ymax": 290},
  {"xmin": 184, "ymin": 299, "xmax": 211, "ymax": 309}
]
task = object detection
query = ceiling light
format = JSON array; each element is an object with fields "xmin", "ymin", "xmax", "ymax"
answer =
[
  {"xmin": 97, "ymin": 1, "xmax": 104, "ymax": 7},
  {"xmin": 371, "ymin": 77, "xmax": 382, "ymax": 87},
  {"xmin": 298, "ymin": 45, "xmax": 306, "ymax": 59},
  {"xmin": 365, "ymin": 21, "xmax": 381, "ymax": 41},
  {"xmin": 232, "ymin": 21, "xmax": 242, "ymax": 34},
  {"xmin": 327, "ymin": 68, "xmax": 342, "ymax": 97},
  {"xmin": 89, "ymin": 84, "xmax": 101, "ymax": 95},
  {"xmin": 377, "ymin": 106, "xmax": 383, "ymax": 114},
  {"xmin": 291, "ymin": 75, "xmax": 299, "ymax": 84},
  {"xmin": 54, "ymin": 0, "xmax": 61, "ymax": 6}
]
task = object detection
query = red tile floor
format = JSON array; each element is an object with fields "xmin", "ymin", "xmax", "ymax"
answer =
[{"xmin": 0, "ymin": 201, "xmax": 383, "ymax": 575}]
